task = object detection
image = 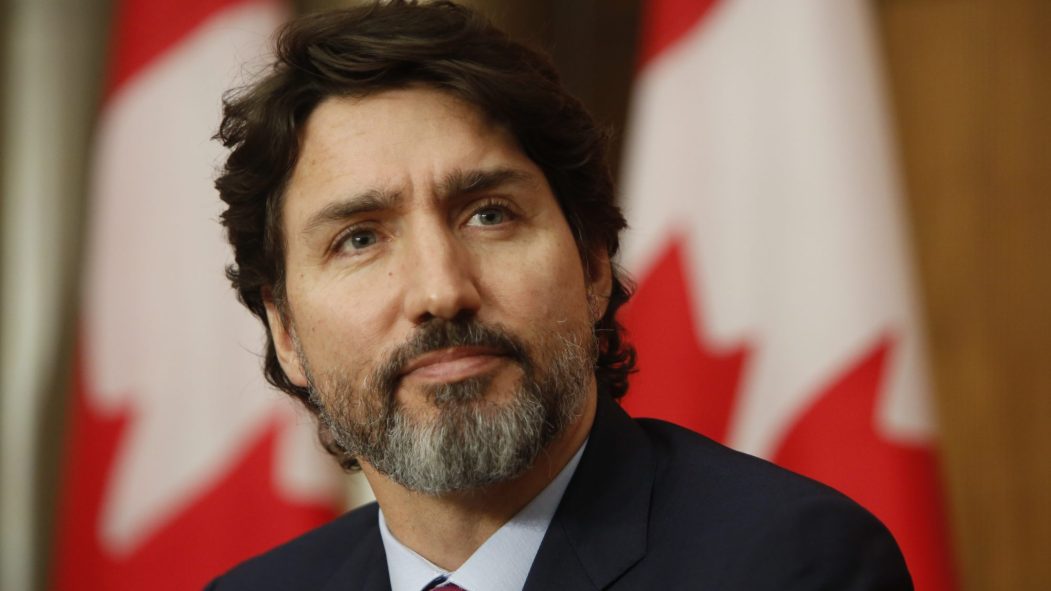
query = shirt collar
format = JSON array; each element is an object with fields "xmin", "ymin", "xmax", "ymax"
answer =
[{"xmin": 379, "ymin": 439, "xmax": 587, "ymax": 591}]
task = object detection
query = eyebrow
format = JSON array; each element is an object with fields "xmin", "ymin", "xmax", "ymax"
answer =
[
  {"xmin": 299, "ymin": 166, "xmax": 536, "ymax": 237},
  {"xmin": 300, "ymin": 188, "xmax": 402, "ymax": 238},
  {"xmin": 437, "ymin": 166, "xmax": 535, "ymax": 199}
]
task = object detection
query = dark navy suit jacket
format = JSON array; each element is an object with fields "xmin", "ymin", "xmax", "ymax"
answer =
[{"xmin": 207, "ymin": 394, "xmax": 913, "ymax": 590}]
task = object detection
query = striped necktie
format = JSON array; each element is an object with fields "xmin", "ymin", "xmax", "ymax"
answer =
[{"xmin": 423, "ymin": 575, "xmax": 466, "ymax": 591}]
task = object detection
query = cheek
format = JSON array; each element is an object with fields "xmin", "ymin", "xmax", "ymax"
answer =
[
  {"xmin": 288, "ymin": 274, "xmax": 401, "ymax": 372},
  {"xmin": 480, "ymin": 236, "xmax": 590, "ymax": 322}
]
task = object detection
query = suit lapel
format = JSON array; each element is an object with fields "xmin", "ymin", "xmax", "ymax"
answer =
[
  {"xmin": 321, "ymin": 506, "xmax": 392, "ymax": 591},
  {"xmin": 524, "ymin": 395, "xmax": 654, "ymax": 590}
]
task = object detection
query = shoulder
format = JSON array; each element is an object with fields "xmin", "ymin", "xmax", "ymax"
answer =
[
  {"xmin": 630, "ymin": 417, "xmax": 913, "ymax": 589},
  {"xmin": 635, "ymin": 416, "xmax": 848, "ymax": 510},
  {"xmin": 204, "ymin": 502, "xmax": 383, "ymax": 591}
]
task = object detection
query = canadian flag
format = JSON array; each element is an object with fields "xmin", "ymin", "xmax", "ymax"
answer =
[
  {"xmin": 50, "ymin": 1, "xmax": 340, "ymax": 589},
  {"xmin": 619, "ymin": 1, "xmax": 957, "ymax": 590}
]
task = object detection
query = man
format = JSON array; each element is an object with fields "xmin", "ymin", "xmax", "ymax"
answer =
[{"xmin": 208, "ymin": 1, "xmax": 913, "ymax": 589}]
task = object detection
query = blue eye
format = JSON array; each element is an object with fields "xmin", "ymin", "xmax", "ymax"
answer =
[
  {"xmin": 339, "ymin": 228, "xmax": 378, "ymax": 252},
  {"xmin": 469, "ymin": 206, "xmax": 508, "ymax": 226}
]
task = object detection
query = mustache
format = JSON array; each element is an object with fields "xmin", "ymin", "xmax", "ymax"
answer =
[{"xmin": 373, "ymin": 318, "xmax": 530, "ymax": 395}]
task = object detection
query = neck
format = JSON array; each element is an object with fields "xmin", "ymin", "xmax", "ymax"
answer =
[{"xmin": 362, "ymin": 391, "xmax": 596, "ymax": 571}]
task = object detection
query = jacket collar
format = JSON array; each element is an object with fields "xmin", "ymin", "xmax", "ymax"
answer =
[
  {"xmin": 524, "ymin": 394, "xmax": 654, "ymax": 590},
  {"xmin": 320, "ymin": 504, "xmax": 391, "ymax": 591}
]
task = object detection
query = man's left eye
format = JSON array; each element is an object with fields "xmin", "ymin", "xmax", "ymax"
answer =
[{"xmin": 468, "ymin": 206, "xmax": 508, "ymax": 226}]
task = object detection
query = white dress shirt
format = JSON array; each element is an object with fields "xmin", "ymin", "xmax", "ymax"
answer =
[{"xmin": 378, "ymin": 441, "xmax": 587, "ymax": 591}]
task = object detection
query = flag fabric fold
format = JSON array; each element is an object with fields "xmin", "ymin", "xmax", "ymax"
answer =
[
  {"xmin": 51, "ymin": 2, "xmax": 340, "ymax": 589},
  {"xmin": 619, "ymin": 1, "xmax": 956, "ymax": 589}
]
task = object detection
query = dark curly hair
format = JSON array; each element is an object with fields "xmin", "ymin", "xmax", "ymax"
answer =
[{"xmin": 215, "ymin": 0, "xmax": 635, "ymax": 465}]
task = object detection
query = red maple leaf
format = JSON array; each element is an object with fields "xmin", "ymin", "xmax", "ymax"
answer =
[
  {"xmin": 775, "ymin": 337, "xmax": 957, "ymax": 591},
  {"xmin": 50, "ymin": 350, "xmax": 336, "ymax": 591},
  {"xmin": 620, "ymin": 237, "xmax": 956, "ymax": 591},
  {"xmin": 620, "ymin": 237, "xmax": 749, "ymax": 442}
]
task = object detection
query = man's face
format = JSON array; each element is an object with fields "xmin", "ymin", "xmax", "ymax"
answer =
[{"xmin": 267, "ymin": 87, "xmax": 610, "ymax": 493}]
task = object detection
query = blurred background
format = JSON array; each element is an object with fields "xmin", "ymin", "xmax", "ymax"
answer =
[{"xmin": 1, "ymin": 0, "xmax": 1048, "ymax": 589}]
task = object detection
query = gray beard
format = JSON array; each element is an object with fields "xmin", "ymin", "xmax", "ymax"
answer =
[{"xmin": 301, "ymin": 317, "xmax": 596, "ymax": 495}]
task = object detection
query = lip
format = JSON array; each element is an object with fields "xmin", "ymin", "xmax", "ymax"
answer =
[{"xmin": 400, "ymin": 346, "xmax": 507, "ymax": 383}]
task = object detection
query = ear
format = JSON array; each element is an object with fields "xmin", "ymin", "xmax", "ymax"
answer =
[
  {"xmin": 264, "ymin": 298, "xmax": 309, "ymax": 387},
  {"xmin": 586, "ymin": 247, "xmax": 614, "ymax": 323}
]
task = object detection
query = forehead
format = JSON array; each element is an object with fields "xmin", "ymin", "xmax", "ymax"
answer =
[{"xmin": 286, "ymin": 87, "xmax": 536, "ymax": 205}]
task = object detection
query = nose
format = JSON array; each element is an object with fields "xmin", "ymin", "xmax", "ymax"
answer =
[{"xmin": 401, "ymin": 226, "xmax": 482, "ymax": 324}]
